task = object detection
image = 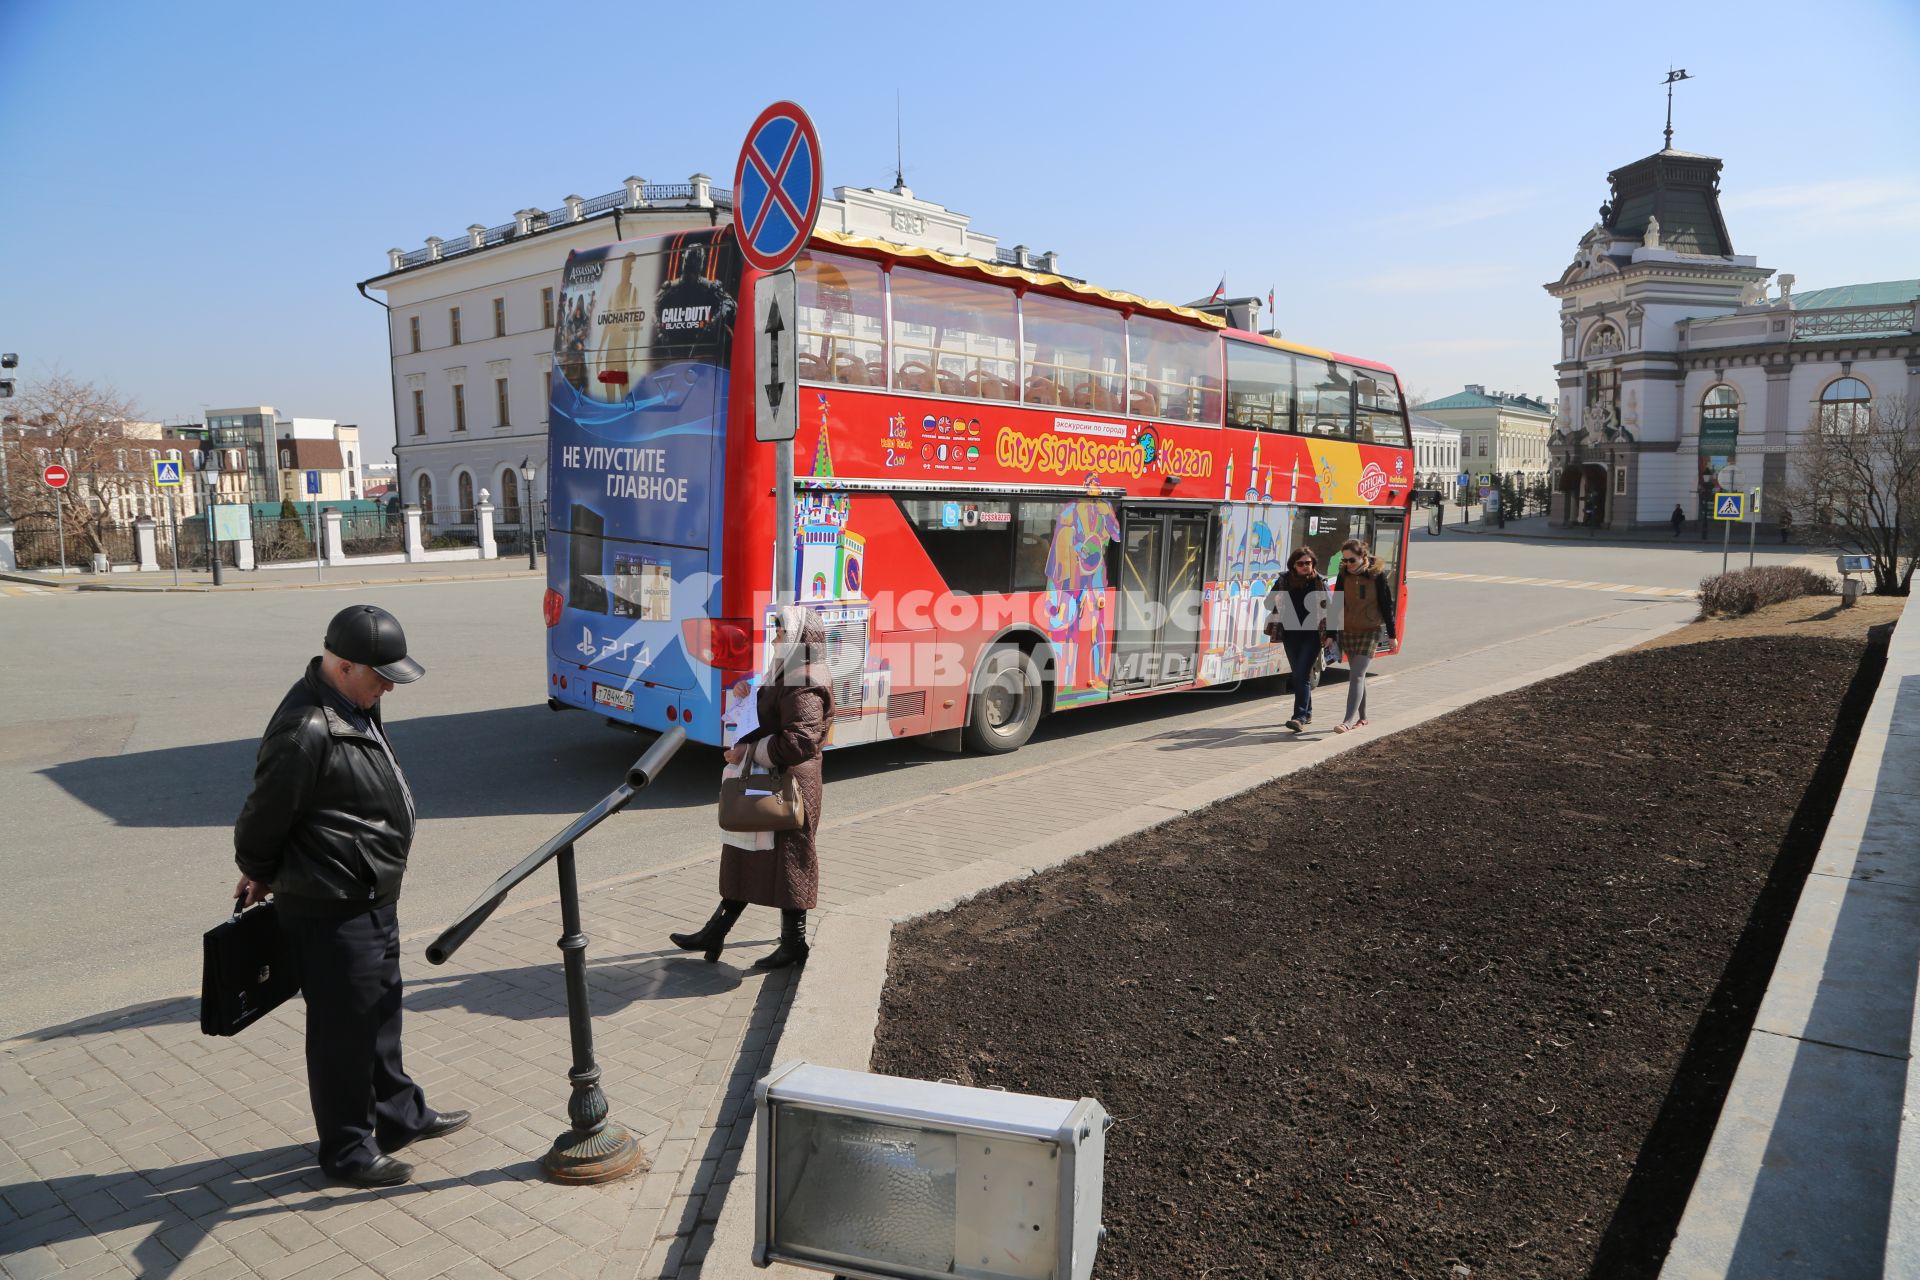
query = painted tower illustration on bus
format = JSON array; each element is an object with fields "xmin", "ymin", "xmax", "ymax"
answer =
[{"xmin": 794, "ymin": 393, "xmax": 863, "ymax": 602}]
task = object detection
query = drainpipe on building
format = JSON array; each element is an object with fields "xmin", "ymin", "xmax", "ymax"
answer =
[{"xmin": 356, "ymin": 281, "xmax": 406, "ymax": 519}]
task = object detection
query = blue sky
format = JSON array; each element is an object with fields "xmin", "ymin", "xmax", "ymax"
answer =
[{"xmin": 3, "ymin": 0, "xmax": 1915, "ymax": 455}]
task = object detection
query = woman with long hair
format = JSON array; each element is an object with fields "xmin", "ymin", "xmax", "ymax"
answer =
[
  {"xmin": 1333, "ymin": 539, "xmax": 1397, "ymax": 734},
  {"xmin": 669, "ymin": 605, "xmax": 833, "ymax": 969},
  {"xmin": 1265, "ymin": 546, "xmax": 1329, "ymax": 732}
]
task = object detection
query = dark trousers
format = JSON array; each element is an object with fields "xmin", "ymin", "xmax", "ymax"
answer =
[
  {"xmin": 281, "ymin": 903, "xmax": 429, "ymax": 1172},
  {"xmin": 1281, "ymin": 632, "xmax": 1320, "ymax": 720}
]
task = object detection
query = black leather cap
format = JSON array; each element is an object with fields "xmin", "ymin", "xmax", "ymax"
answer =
[{"xmin": 323, "ymin": 605, "xmax": 425, "ymax": 683}]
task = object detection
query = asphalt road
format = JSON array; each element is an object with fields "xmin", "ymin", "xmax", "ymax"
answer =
[{"xmin": 0, "ymin": 533, "xmax": 1818, "ymax": 1040}]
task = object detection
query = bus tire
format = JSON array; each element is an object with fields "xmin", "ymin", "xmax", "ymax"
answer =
[{"xmin": 962, "ymin": 645, "xmax": 1043, "ymax": 754}]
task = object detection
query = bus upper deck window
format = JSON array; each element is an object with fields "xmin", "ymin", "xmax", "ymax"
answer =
[
  {"xmin": 889, "ymin": 268, "xmax": 1017, "ymax": 401},
  {"xmin": 1129, "ymin": 314, "xmax": 1221, "ymax": 424},
  {"xmin": 1022, "ymin": 293, "xmax": 1124, "ymax": 414},
  {"xmin": 794, "ymin": 251, "xmax": 885, "ymax": 387}
]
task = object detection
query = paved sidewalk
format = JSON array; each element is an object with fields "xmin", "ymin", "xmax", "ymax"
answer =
[
  {"xmin": 0, "ymin": 594, "xmax": 1693, "ymax": 1280},
  {"xmin": 1, "ymin": 560, "xmax": 539, "ymax": 594}
]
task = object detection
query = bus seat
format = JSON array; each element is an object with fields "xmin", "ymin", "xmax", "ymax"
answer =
[
  {"xmin": 1128, "ymin": 387, "xmax": 1160, "ymax": 418},
  {"xmin": 897, "ymin": 360, "xmax": 935, "ymax": 392},
  {"xmin": 935, "ymin": 369, "xmax": 963, "ymax": 396},
  {"xmin": 797, "ymin": 351, "xmax": 826, "ymax": 382},
  {"xmin": 1024, "ymin": 375, "xmax": 1064, "ymax": 406},
  {"xmin": 831, "ymin": 352, "xmax": 870, "ymax": 386}
]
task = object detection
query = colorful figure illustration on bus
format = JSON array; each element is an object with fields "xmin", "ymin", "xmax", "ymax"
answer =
[{"xmin": 1043, "ymin": 476, "xmax": 1120, "ymax": 693}]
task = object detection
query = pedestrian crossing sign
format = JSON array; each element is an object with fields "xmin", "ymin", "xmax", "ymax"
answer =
[
  {"xmin": 1714, "ymin": 492, "xmax": 1745, "ymax": 520},
  {"xmin": 152, "ymin": 459, "xmax": 183, "ymax": 487}
]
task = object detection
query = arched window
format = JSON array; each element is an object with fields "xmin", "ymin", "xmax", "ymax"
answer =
[
  {"xmin": 457, "ymin": 471, "xmax": 475, "ymax": 522},
  {"xmin": 1698, "ymin": 385, "xmax": 1741, "ymax": 505},
  {"xmin": 499, "ymin": 468, "xmax": 521, "ymax": 522},
  {"xmin": 1582, "ymin": 323, "xmax": 1622, "ymax": 359},
  {"xmin": 416, "ymin": 472, "xmax": 434, "ymax": 515},
  {"xmin": 1819, "ymin": 377, "xmax": 1872, "ymax": 432}
]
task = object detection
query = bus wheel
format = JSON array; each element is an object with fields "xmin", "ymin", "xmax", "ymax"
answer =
[{"xmin": 962, "ymin": 645, "xmax": 1043, "ymax": 754}]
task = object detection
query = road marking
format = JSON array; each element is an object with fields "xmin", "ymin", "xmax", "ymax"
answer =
[
  {"xmin": 0, "ymin": 584, "xmax": 55, "ymax": 599},
  {"xmin": 1410, "ymin": 570, "xmax": 1695, "ymax": 598}
]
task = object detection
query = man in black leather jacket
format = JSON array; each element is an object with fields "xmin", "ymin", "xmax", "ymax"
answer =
[{"xmin": 234, "ymin": 604, "xmax": 469, "ymax": 1187}]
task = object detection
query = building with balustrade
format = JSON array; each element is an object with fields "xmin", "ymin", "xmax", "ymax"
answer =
[
  {"xmin": 1411, "ymin": 388, "xmax": 1552, "ymax": 494},
  {"xmin": 359, "ymin": 174, "xmax": 1053, "ymax": 538},
  {"xmin": 1546, "ymin": 144, "xmax": 1920, "ymax": 532}
]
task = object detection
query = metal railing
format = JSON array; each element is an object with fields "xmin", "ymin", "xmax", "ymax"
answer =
[
  {"xmin": 428, "ymin": 730, "xmax": 687, "ymax": 1184},
  {"xmin": 1791, "ymin": 303, "xmax": 1920, "ymax": 340}
]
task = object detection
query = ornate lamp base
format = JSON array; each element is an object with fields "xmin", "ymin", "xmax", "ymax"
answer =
[{"xmin": 543, "ymin": 1121, "xmax": 647, "ymax": 1185}]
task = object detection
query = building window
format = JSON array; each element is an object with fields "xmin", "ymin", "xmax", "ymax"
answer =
[
  {"xmin": 500, "ymin": 468, "xmax": 521, "ymax": 523},
  {"xmin": 452, "ymin": 384, "xmax": 467, "ymax": 432},
  {"xmin": 542, "ymin": 287, "xmax": 555, "ymax": 328},
  {"xmin": 409, "ymin": 316, "xmax": 421, "ymax": 353},
  {"xmin": 543, "ymin": 369, "xmax": 553, "ymax": 411},
  {"xmin": 457, "ymin": 471, "xmax": 475, "ymax": 522},
  {"xmin": 496, "ymin": 377, "xmax": 511, "ymax": 427},
  {"xmin": 493, "ymin": 297, "xmax": 506, "ymax": 338},
  {"xmin": 1477, "ymin": 437, "xmax": 1488, "ymax": 457},
  {"xmin": 417, "ymin": 472, "xmax": 434, "ymax": 515},
  {"xmin": 450, "ymin": 307, "xmax": 462, "ymax": 345},
  {"xmin": 412, "ymin": 389, "xmax": 426, "ymax": 435},
  {"xmin": 1819, "ymin": 377, "xmax": 1873, "ymax": 433}
]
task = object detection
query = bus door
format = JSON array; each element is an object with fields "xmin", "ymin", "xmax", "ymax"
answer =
[{"xmin": 1114, "ymin": 507, "xmax": 1209, "ymax": 689}]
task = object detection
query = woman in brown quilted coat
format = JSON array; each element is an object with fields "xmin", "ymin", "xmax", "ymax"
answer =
[{"xmin": 669, "ymin": 605, "xmax": 833, "ymax": 969}]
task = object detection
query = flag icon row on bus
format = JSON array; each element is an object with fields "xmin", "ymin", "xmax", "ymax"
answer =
[{"xmin": 1714, "ymin": 492, "xmax": 1745, "ymax": 520}]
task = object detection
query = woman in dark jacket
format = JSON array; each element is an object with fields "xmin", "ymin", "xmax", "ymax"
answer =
[
  {"xmin": 670, "ymin": 605, "xmax": 833, "ymax": 969},
  {"xmin": 1264, "ymin": 547, "xmax": 1329, "ymax": 732},
  {"xmin": 1333, "ymin": 539, "xmax": 1396, "ymax": 734}
]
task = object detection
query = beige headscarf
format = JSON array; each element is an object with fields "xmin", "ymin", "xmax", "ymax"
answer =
[{"xmin": 767, "ymin": 604, "xmax": 833, "ymax": 707}]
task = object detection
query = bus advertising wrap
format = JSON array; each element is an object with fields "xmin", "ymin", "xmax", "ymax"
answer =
[{"xmin": 547, "ymin": 231, "xmax": 739, "ymax": 711}]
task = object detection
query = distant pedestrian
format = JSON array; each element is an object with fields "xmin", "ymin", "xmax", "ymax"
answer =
[
  {"xmin": 1779, "ymin": 509, "xmax": 1793, "ymax": 544},
  {"xmin": 233, "ymin": 605, "xmax": 469, "ymax": 1189},
  {"xmin": 1266, "ymin": 548, "xmax": 1329, "ymax": 733},
  {"xmin": 1670, "ymin": 504, "xmax": 1685, "ymax": 538},
  {"xmin": 1332, "ymin": 540, "xmax": 1397, "ymax": 734},
  {"xmin": 671, "ymin": 605, "xmax": 833, "ymax": 970}
]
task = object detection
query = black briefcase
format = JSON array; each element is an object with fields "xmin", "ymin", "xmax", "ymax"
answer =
[{"xmin": 200, "ymin": 897, "xmax": 299, "ymax": 1036}]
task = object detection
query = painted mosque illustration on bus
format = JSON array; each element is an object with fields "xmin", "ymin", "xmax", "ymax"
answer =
[{"xmin": 786, "ymin": 390, "xmax": 1300, "ymax": 743}]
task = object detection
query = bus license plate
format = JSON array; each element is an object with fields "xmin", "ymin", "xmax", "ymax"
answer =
[{"xmin": 592, "ymin": 683, "xmax": 635, "ymax": 713}]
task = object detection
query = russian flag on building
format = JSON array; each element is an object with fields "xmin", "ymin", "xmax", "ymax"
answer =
[{"xmin": 1207, "ymin": 275, "xmax": 1226, "ymax": 304}]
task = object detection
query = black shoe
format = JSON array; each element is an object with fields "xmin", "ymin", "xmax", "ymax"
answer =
[
  {"xmin": 753, "ymin": 910, "xmax": 811, "ymax": 971},
  {"xmin": 671, "ymin": 900, "xmax": 746, "ymax": 963},
  {"xmin": 327, "ymin": 1154, "xmax": 413, "ymax": 1188},
  {"xmin": 380, "ymin": 1108, "xmax": 471, "ymax": 1154},
  {"xmin": 1285, "ymin": 718, "xmax": 1303, "ymax": 733}
]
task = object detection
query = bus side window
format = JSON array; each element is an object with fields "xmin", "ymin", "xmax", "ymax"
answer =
[
  {"xmin": 1300, "ymin": 358, "xmax": 1351, "ymax": 437},
  {"xmin": 889, "ymin": 267, "xmax": 1018, "ymax": 401},
  {"xmin": 1224, "ymin": 339, "xmax": 1294, "ymax": 432},
  {"xmin": 1022, "ymin": 293, "xmax": 1125, "ymax": 414},
  {"xmin": 1129, "ymin": 314, "xmax": 1221, "ymax": 424},
  {"xmin": 794, "ymin": 250, "xmax": 885, "ymax": 387},
  {"xmin": 897, "ymin": 497, "xmax": 1016, "ymax": 595}
]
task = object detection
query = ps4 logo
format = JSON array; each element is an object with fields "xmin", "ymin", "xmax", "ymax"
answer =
[{"xmin": 575, "ymin": 627, "xmax": 649, "ymax": 667}]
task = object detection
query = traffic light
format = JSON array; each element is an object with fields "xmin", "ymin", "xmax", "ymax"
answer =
[
  {"xmin": 0, "ymin": 354, "xmax": 17, "ymax": 369},
  {"xmin": 0, "ymin": 380, "xmax": 13, "ymax": 399}
]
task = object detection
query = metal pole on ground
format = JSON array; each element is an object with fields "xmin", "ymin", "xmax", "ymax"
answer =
[
  {"xmin": 168, "ymin": 491, "xmax": 180, "ymax": 587},
  {"xmin": 55, "ymin": 495, "xmax": 66, "ymax": 577},
  {"xmin": 1721, "ymin": 511, "xmax": 1731, "ymax": 575},
  {"xmin": 1747, "ymin": 489, "xmax": 1759, "ymax": 570},
  {"xmin": 206, "ymin": 475, "xmax": 223, "ymax": 587},
  {"xmin": 312, "ymin": 494, "xmax": 322, "ymax": 583},
  {"xmin": 544, "ymin": 842, "xmax": 642, "ymax": 1183}
]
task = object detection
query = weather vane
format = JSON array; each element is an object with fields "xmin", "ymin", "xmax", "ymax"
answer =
[{"xmin": 1663, "ymin": 67, "xmax": 1693, "ymax": 150}]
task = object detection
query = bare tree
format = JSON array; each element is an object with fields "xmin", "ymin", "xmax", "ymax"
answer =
[
  {"xmin": 1, "ymin": 373, "xmax": 148, "ymax": 555},
  {"xmin": 1786, "ymin": 393, "xmax": 1920, "ymax": 595}
]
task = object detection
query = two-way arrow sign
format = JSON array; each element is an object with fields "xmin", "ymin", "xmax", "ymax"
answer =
[{"xmin": 754, "ymin": 268, "xmax": 797, "ymax": 443}]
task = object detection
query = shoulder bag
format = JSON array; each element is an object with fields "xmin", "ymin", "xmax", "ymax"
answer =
[{"xmin": 719, "ymin": 769, "xmax": 806, "ymax": 833}]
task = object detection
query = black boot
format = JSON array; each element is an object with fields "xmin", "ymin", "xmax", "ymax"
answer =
[
  {"xmin": 752, "ymin": 909, "xmax": 810, "ymax": 970},
  {"xmin": 670, "ymin": 899, "xmax": 745, "ymax": 963}
]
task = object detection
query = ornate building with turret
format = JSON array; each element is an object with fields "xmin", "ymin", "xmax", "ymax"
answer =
[{"xmin": 1545, "ymin": 147, "xmax": 1919, "ymax": 532}]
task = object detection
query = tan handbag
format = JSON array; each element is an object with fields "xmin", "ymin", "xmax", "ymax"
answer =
[{"xmin": 718, "ymin": 769, "xmax": 806, "ymax": 832}]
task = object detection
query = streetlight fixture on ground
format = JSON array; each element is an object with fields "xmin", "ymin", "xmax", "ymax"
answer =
[{"xmin": 520, "ymin": 457, "xmax": 538, "ymax": 570}]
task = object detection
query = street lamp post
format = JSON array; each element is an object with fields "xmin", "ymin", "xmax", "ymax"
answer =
[
  {"xmin": 520, "ymin": 457, "xmax": 538, "ymax": 570},
  {"xmin": 202, "ymin": 457, "xmax": 224, "ymax": 587}
]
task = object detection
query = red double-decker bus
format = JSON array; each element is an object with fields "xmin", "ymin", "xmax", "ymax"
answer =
[{"xmin": 543, "ymin": 226, "xmax": 1413, "ymax": 753}]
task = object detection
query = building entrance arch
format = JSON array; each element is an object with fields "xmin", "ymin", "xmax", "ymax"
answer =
[{"xmin": 1558, "ymin": 463, "xmax": 1608, "ymax": 528}]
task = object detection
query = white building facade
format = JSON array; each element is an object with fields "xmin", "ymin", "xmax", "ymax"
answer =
[
  {"xmin": 361, "ymin": 174, "xmax": 1046, "ymax": 535},
  {"xmin": 1409, "ymin": 414, "xmax": 1462, "ymax": 492},
  {"xmin": 1544, "ymin": 144, "xmax": 1920, "ymax": 531}
]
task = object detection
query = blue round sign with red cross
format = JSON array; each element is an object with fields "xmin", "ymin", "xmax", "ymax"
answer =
[{"xmin": 732, "ymin": 101, "xmax": 823, "ymax": 273}]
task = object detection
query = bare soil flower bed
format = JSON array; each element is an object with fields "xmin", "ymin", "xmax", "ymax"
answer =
[{"xmin": 871, "ymin": 632, "xmax": 1887, "ymax": 1278}]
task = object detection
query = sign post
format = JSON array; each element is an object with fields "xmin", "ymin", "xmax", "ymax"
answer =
[
  {"xmin": 306, "ymin": 468, "xmax": 323, "ymax": 582},
  {"xmin": 153, "ymin": 457, "xmax": 183, "ymax": 586},
  {"xmin": 42, "ymin": 464, "xmax": 70, "ymax": 576},
  {"xmin": 1713, "ymin": 490, "xmax": 1745, "ymax": 575},
  {"xmin": 1746, "ymin": 486, "xmax": 1762, "ymax": 570},
  {"xmin": 734, "ymin": 100, "xmax": 823, "ymax": 609}
]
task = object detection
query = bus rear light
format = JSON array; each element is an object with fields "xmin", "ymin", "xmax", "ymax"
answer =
[
  {"xmin": 683, "ymin": 618, "xmax": 751, "ymax": 668},
  {"xmin": 666, "ymin": 706, "xmax": 678, "ymax": 721},
  {"xmin": 543, "ymin": 588, "xmax": 563, "ymax": 627}
]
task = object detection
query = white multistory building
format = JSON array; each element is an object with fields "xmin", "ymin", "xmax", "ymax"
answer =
[
  {"xmin": 1408, "ymin": 414, "xmax": 1463, "ymax": 492},
  {"xmin": 1545, "ymin": 143, "xmax": 1920, "ymax": 531},
  {"xmin": 360, "ymin": 174, "xmax": 1051, "ymax": 533}
]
